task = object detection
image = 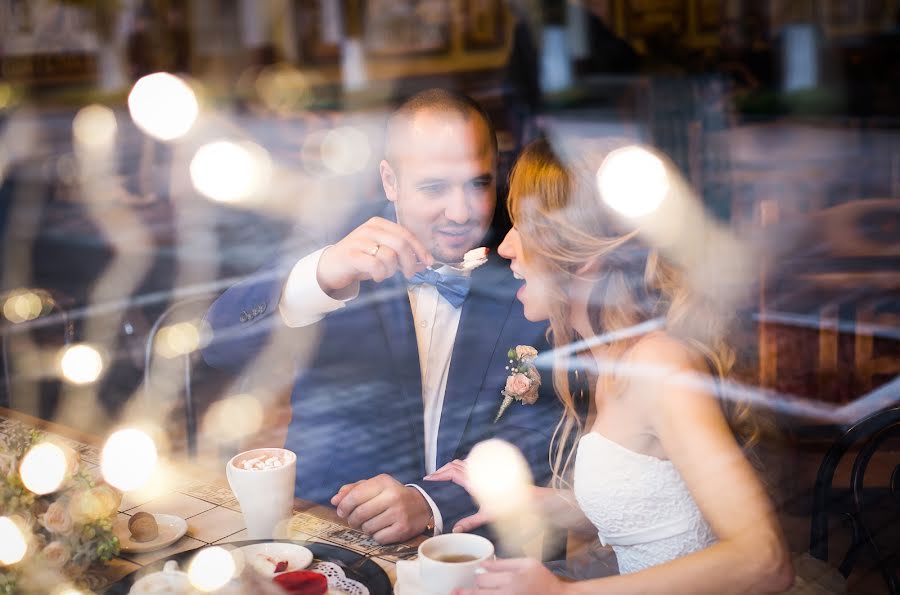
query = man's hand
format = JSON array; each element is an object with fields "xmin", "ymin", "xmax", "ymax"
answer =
[
  {"xmin": 330, "ymin": 474, "xmax": 433, "ymax": 544},
  {"xmin": 317, "ymin": 217, "xmax": 432, "ymax": 297}
]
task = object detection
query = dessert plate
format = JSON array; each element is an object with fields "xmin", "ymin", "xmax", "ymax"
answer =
[{"xmin": 114, "ymin": 514, "xmax": 188, "ymax": 553}]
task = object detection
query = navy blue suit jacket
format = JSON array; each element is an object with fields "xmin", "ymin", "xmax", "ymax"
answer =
[{"xmin": 202, "ymin": 251, "xmax": 561, "ymax": 530}]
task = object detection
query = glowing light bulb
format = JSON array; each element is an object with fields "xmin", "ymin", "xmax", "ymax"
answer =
[
  {"xmin": 128, "ymin": 73, "xmax": 198, "ymax": 141},
  {"xmin": 188, "ymin": 546, "xmax": 236, "ymax": 592},
  {"xmin": 0, "ymin": 517, "xmax": 27, "ymax": 566},
  {"xmin": 73, "ymin": 104, "xmax": 117, "ymax": 149},
  {"xmin": 20, "ymin": 442, "xmax": 68, "ymax": 495},
  {"xmin": 101, "ymin": 429, "xmax": 157, "ymax": 492},
  {"xmin": 597, "ymin": 146, "xmax": 669, "ymax": 218},
  {"xmin": 189, "ymin": 140, "xmax": 272, "ymax": 203},
  {"xmin": 59, "ymin": 344, "xmax": 104, "ymax": 384}
]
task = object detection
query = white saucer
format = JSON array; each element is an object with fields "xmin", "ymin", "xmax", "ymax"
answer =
[{"xmin": 115, "ymin": 514, "xmax": 188, "ymax": 553}]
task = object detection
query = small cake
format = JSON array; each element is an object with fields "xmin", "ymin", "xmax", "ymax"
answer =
[
  {"xmin": 273, "ymin": 570, "xmax": 328, "ymax": 595},
  {"xmin": 128, "ymin": 512, "xmax": 159, "ymax": 542},
  {"xmin": 461, "ymin": 247, "xmax": 489, "ymax": 271}
]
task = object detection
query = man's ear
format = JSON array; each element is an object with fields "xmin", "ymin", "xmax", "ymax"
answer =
[{"xmin": 380, "ymin": 159, "xmax": 398, "ymax": 203}]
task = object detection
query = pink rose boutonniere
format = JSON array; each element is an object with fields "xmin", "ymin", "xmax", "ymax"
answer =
[{"xmin": 494, "ymin": 345, "xmax": 541, "ymax": 422}]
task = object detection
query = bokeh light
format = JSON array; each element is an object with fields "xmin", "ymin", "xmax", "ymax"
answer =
[
  {"xmin": 0, "ymin": 82, "xmax": 12, "ymax": 110},
  {"xmin": 0, "ymin": 517, "xmax": 27, "ymax": 566},
  {"xmin": 19, "ymin": 442, "xmax": 68, "ymax": 495},
  {"xmin": 154, "ymin": 320, "xmax": 202, "ymax": 358},
  {"xmin": 597, "ymin": 146, "xmax": 669, "ymax": 218},
  {"xmin": 255, "ymin": 63, "xmax": 312, "ymax": 114},
  {"xmin": 466, "ymin": 439, "xmax": 533, "ymax": 512},
  {"xmin": 59, "ymin": 344, "xmax": 104, "ymax": 385},
  {"xmin": 203, "ymin": 394, "xmax": 264, "ymax": 442},
  {"xmin": 101, "ymin": 429, "xmax": 157, "ymax": 492},
  {"xmin": 321, "ymin": 126, "xmax": 371, "ymax": 175},
  {"xmin": 188, "ymin": 546, "xmax": 236, "ymax": 592},
  {"xmin": 2, "ymin": 290, "xmax": 43, "ymax": 323},
  {"xmin": 72, "ymin": 104, "xmax": 117, "ymax": 149},
  {"xmin": 189, "ymin": 140, "xmax": 272, "ymax": 203},
  {"xmin": 128, "ymin": 72, "xmax": 199, "ymax": 141}
]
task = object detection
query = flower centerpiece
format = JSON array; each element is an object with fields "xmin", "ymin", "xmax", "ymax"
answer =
[
  {"xmin": 494, "ymin": 345, "xmax": 542, "ymax": 422},
  {"xmin": 0, "ymin": 424, "xmax": 120, "ymax": 594}
]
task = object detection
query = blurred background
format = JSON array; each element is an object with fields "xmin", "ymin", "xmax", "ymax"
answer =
[{"xmin": 1, "ymin": 1, "xmax": 898, "ymax": 591}]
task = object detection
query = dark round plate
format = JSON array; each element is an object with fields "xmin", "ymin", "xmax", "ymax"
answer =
[{"xmin": 105, "ymin": 539, "xmax": 392, "ymax": 595}]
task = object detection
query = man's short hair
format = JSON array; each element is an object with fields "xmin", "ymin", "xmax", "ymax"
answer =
[{"xmin": 385, "ymin": 89, "xmax": 499, "ymax": 163}]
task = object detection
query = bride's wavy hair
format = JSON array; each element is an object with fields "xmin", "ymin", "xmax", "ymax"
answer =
[{"xmin": 506, "ymin": 138, "xmax": 758, "ymax": 489}]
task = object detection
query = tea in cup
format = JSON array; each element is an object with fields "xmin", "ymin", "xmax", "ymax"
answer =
[{"xmin": 418, "ymin": 533, "xmax": 494, "ymax": 594}]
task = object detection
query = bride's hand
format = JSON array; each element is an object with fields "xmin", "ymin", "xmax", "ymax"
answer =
[
  {"xmin": 452, "ymin": 558, "xmax": 569, "ymax": 595},
  {"xmin": 425, "ymin": 460, "xmax": 493, "ymax": 532},
  {"xmin": 424, "ymin": 459, "xmax": 470, "ymax": 490}
]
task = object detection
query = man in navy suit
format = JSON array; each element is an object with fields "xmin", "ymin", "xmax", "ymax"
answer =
[{"xmin": 203, "ymin": 90, "xmax": 560, "ymax": 544}]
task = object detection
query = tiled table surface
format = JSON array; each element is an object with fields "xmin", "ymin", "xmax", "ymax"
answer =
[{"xmin": 0, "ymin": 411, "xmax": 416, "ymax": 591}]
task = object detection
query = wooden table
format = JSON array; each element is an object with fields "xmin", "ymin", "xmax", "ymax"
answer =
[{"xmin": 0, "ymin": 408, "xmax": 423, "ymax": 592}]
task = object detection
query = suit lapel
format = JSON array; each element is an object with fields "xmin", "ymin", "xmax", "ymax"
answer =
[
  {"xmin": 371, "ymin": 275, "xmax": 426, "ymax": 476},
  {"xmin": 436, "ymin": 263, "xmax": 515, "ymax": 467}
]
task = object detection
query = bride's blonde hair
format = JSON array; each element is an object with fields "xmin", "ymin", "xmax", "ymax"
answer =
[{"xmin": 506, "ymin": 138, "xmax": 758, "ymax": 489}]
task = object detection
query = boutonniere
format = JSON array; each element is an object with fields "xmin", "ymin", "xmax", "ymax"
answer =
[{"xmin": 494, "ymin": 345, "xmax": 541, "ymax": 423}]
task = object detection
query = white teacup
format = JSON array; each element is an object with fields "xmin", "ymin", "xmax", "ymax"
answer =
[
  {"xmin": 418, "ymin": 533, "xmax": 494, "ymax": 595},
  {"xmin": 226, "ymin": 448, "xmax": 296, "ymax": 539}
]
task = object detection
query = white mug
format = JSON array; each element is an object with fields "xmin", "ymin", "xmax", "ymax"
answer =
[
  {"xmin": 226, "ymin": 448, "xmax": 296, "ymax": 539},
  {"xmin": 418, "ymin": 533, "xmax": 494, "ymax": 595}
]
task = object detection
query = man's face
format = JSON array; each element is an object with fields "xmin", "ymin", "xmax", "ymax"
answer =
[{"xmin": 381, "ymin": 110, "xmax": 496, "ymax": 264}]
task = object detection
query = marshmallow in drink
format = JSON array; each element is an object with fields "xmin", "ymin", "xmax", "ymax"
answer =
[{"xmin": 238, "ymin": 453, "xmax": 286, "ymax": 471}]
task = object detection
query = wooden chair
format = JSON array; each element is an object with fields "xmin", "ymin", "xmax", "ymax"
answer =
[{"xmin": 809, "ymin": 405, "xmax": 900, "ymax": 593}]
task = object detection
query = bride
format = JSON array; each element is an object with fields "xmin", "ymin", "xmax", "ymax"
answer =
[{"xmin": 426, "ymin": 139, "xmax": 794, "ymax": 594}]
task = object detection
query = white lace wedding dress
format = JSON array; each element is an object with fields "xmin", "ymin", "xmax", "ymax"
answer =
[{"xmin": 573, "ymin": 432, "xmax": 717, "ymax": 574}]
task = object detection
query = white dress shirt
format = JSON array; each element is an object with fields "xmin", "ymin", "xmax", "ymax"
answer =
[{"xmin": 279, "ymin": 247, "xmax": 468, "ymax": 534}]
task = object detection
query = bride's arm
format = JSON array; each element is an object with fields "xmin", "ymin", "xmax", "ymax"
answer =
[{"xmin": 568, "ymin": 337, "xmax": 794, "ymax": 594}]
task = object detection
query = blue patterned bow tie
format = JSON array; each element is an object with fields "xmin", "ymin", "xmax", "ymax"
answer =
[{"xmin": 409, "ymin": 269, "xmax": 471, "ymax": 308}]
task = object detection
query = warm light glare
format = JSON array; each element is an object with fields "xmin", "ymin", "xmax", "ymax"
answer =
[
  {"xmin": 101, "ymin": 429, "xmax": 157, "ymax": 492},
  {"xmin": 72, "ymin": 104, "xmax": 117, "ymax": 149},
  {"xmin": 321, "ymin": 126, "xmax": 370, "ymax": 174},
  {"xmin": 3, "ymin": 290, "xmax": 43, "ymax": 323},
  {"xmin": 59, "ymin": 344, "xmax": 104, "ymax": 384},
  {"xmin": 204, "ymin": 394, "xmax": 264, "ymax": 442},
  {"xmin": 256, "ymin": 63, "xmax": 311, "ymax": 114},
  {"xmin": 155, "ymin": 321, "xmax": 201, "ymax": 358},
  {"xmin": 597, "ymin": 146, "xmax": 669, "ymax": 217},
  {"xmin": 128, "ymin": 72, "xmax": 199, "ymax": 141},
  {"xmin": 0, "ymin": 83, "xmax": 12, "ymax": 110},
  {"xmin": 466, "ymin": 439, "xmax": 533, "ymax": 512},
  {"xmin": 0, "ymin": 517, "xmax": 27, "ymax": 566},
  {"xmin": 188, "ymin": 546, "xmax": 236, "ymax": 592},
  {"xmin": 20, "ymin": 442, "xmax": 68, "ymax": 495},
  {"xmin": 190, "ymin": 140, "xmax": 272, "ymax": 203}
]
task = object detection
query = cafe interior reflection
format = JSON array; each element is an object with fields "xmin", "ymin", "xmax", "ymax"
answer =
[{"xmin": 0, "ymin": 1, "xmax": 898, "ymax": 594}]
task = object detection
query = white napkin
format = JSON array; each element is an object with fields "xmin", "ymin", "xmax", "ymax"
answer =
[{"xmin": 395, "ymin": 559, "xmax": 424, "ymax": 595}]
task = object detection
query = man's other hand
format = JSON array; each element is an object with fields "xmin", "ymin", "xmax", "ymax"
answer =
[
  {"xmin": 317, "ymin": 217, "xmax": 432, "ymax": 296},
  {"xmin": 330, "ymin": 474, "xmax": 432, "ymax": 544}
]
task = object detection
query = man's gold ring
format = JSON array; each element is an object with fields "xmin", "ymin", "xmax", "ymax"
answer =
[{"xmin": 369, "ymin": 244, "xmax": 381, "ymax": 257}]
